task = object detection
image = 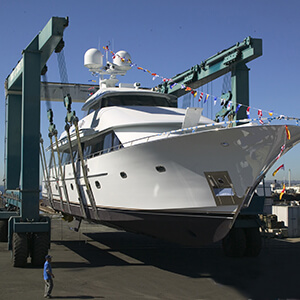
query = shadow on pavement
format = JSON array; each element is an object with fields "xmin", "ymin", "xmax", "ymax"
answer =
[{"xmin": 54, "ymin": 231, "xmax": 300, "ymax": 300}]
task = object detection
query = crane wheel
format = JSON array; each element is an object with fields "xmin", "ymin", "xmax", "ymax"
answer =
[
  {"xmin": 244, "ymin": 227, "xmax": 262, "ymax": 257},
  {"xmin": 0, "ymin": 219, "xmax": 8, "ymax": 242},
  {"xmin": 222, "ymin": 228, "xmax": 246, "ymax": 257},
  {"xmin": 12, "ymin": 233, "xmax": 28, "ymax": 267},
  {"xmin": 31, "ymin": 232, "xmax": 50, "ymax": 266}
]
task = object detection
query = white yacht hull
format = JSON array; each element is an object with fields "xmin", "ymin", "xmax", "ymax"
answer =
[{"xmin": 42, "ymin": 124, "xmax": 300, "ymax": 245}]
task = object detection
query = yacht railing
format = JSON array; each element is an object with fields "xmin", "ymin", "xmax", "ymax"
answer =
[
  {"xmin": 120, "ymin": 115, "xmax": 300, "ymax": 147},
  {"xmin": 50, "ymin": 115, "xmax": 300, "ymax": 166}
]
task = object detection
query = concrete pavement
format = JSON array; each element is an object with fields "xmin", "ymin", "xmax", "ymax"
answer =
[{"xmin": 0, "ymin": 214, "xmax": 300, "ymax": 299}]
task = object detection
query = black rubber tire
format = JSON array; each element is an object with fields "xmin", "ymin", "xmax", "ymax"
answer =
[
  {"xmin": 31, "ymin": 232, "xmax": 50, "ymax": 266},
  {"xmin": 244, "ymin": 227, "xmax": 262, "ymax": 257},
  {"xmin": 222, "ymin": 228, "xmax": 246, "ymax": 257},
  {"xmin": 0, "ymin": 219, "xmax": 8, "ymax": 242},
  {"xmin": 12, "ymin": 233, "xmax": 28, "ymax": 267}
]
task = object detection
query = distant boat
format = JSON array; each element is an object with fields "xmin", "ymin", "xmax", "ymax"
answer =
[{"xmin": 271, "ymin": 170, "xmax": 300, "ymax": 200}]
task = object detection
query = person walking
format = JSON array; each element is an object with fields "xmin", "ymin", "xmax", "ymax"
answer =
[{"xmin": 44, "ymin": 255, "xmax": 55, "ymax": 298}]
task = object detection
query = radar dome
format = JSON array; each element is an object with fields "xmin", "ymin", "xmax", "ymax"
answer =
[
  {"xmin": 113, "ymin": 50, "xmax": 132, "ymax": 71},
  {"xmin": 84, "ymin": 48, "xmax": 103, "ymax": 70}
]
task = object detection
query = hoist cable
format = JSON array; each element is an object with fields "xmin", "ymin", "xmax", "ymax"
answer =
[
  {"xmin": 222, "ymin": 72, "xmax": 231, "ymax": 94},
  {"xmin": 42, "ymin": 73, "xmax": 51, "ymax": 111},
  {"xmin": 56, "ymin": 50, "xmax": 70, "ymax": 96}
]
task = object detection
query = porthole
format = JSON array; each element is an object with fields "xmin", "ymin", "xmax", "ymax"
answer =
[
  {"xmin": 221, "ymin": 142, "xmax": 229, "ymax": 147},
  {"xmin": 70, "ymin": 183, "xmax": 74, "ymax": 190},
  {"xmin": 155, "ymin": 166, "xmax": 166, "ymax": 173},
  {"xmin": 217, "ymin": 178, "xmax": 224, "ymax": 185},
  {"xmin": 95, "ymin": 181, "xmax": 101, "ymax": 189},
  {"xmin": 120, "ymin": 172, "xmax": 127, "ymax": 179}
]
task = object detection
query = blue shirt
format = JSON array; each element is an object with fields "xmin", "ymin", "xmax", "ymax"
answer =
[{"xmin": 43, "ymin": 261, "xmax": 52, "ymax": 280}]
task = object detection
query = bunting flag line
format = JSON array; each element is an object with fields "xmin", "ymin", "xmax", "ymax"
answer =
[
  {"xmin": 279, "ymin": 183, "xmax": 286, "ymax": 200},
  {"xmin": 285, "ymin": 125, "xmax": 291, "ymax": 140},
  {"xmin": 272, "ymin": 164, "xmax": 285, "ymax": 176},
  {"xmin": 95, "ymin": 45, "xmax": 296, "ymax": 123}
]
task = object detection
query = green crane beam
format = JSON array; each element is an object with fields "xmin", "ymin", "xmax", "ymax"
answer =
[
  {"xmin": 7, "ymin": 17, "xmax": 68, "ymax": 92},
  {"xmin": 156, "ymin": 37, "xmax": 262, "ymax": 120},
  {"xmin": 5, "ymin": 17, "xmax": 68, "ymax": 221}
]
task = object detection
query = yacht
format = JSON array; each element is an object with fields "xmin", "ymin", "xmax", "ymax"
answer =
[{"xmin": 42, "ymin": 48, "xmax": 300, "ymax": 247}]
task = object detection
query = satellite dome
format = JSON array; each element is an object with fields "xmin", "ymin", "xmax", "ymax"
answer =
[
  {"xmin": 113, "ymin": 50, "xmax": 132, "ymax": 71},
  {"xmin": 84, "ymin": 48, "xmax": 103, "ymax": 70}
]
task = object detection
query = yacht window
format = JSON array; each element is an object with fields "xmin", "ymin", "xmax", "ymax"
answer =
[
  {"xmin": 103, "ymin": 133, "xmax": 113, "ymax": 154},
  {"xmin": 72, "ymin": 149, "xmax": 78, "ymax": 161},
  {"xmin": 61, "ymin": 150, "xmax": 71, "ymax": 165},
  {"xmin": 81, "ymin": 131, "xmax": 123, "ymax": 158},
  {"xmin": 91, "ymin": 140, "xmax": 103, "ymax": 156},
  {"xmin": 101, "ymin": 94, "xmax": 177, "ymax": 108},
  {"xmin": 88, "ymin": 104, "xmax": 100, "ymax": 114},
  {"xmin": 113, "ymin": 134, "xmax": 123, "ymax": 150},
  {"xmin": 48, "ymin": 153, "xmax": 53, "ymax": 168},
  {"xmin": 83, "ymin": 144, "xmax": 92, "ymax": 158}
]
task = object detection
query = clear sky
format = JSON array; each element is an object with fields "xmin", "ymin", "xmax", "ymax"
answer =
[{"xmin": 1, "ymin": 0, "xmax": 300, "ymax": 184}]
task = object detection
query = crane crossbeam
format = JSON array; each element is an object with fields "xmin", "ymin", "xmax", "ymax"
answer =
[
  {"xmin": 157, "ymin": 37, "xmax": 262, "ymax": 99},
  {"xmin": 40, "ymin": 82, "xmax": 99, "ymax": 103}
]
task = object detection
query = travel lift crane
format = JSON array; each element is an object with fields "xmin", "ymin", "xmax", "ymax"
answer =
[
  {"xmin": 1, "ymin": 17, "xmax": 69, "ymax": 267},
  {"xmin": 0, "ymin": 15, "xmax": 264, "ymax": 264}
]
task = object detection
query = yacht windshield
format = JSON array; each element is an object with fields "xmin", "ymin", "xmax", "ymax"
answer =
[
  {"xmin": 88, "ymin": 93, "xmax": 177, "ymax": 114},
  {"xmin": 102, "ymin": 94, "xmax": 177, "ymax": 107}
]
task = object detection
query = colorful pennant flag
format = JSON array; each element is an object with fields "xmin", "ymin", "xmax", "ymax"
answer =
[
  {"xmin": 227, "ymin": 101, "xmax": 231, "ymax": 110},
  {"xmin": 268, "ymin": 111, "xmax": 274, "ymax": 116},
  {"xmin": 191, "ymin": 90, "xmax": 197, "ymax": 97},
  {"xmin": 279, "ymin": 183, "xmax": 286, "ymax": 200},
  {"xmin": 204, "ymin": 94, "xmax": 209, "ymax": 103},
  {"xmin": 272, "ymin": 164, "xmax": 285, "ymax": 176},
  {"xmin": 246, "ymin": 106, "xmax": 250, "ymax": 118},
  {"xmin": 214, "ymin": 97, "xmax": 217, "ymax": 106},
  {"xmin": 258, "ymin": 109, "xmax": 262, "ymax": 117},
  {"xmin": 275, "ymin": 144, "xmax": 286, "ymax": 161},
  {"xmin": 235, "ymin": 104, "xmax": 241, "ymax": 114},
  {"xmin": 285, "ymin": 125, "xmax": 291, "ymax": 140},
  {"xmin": 198, "ymin": 92, "xmax": 204, "ymax": 102}
]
